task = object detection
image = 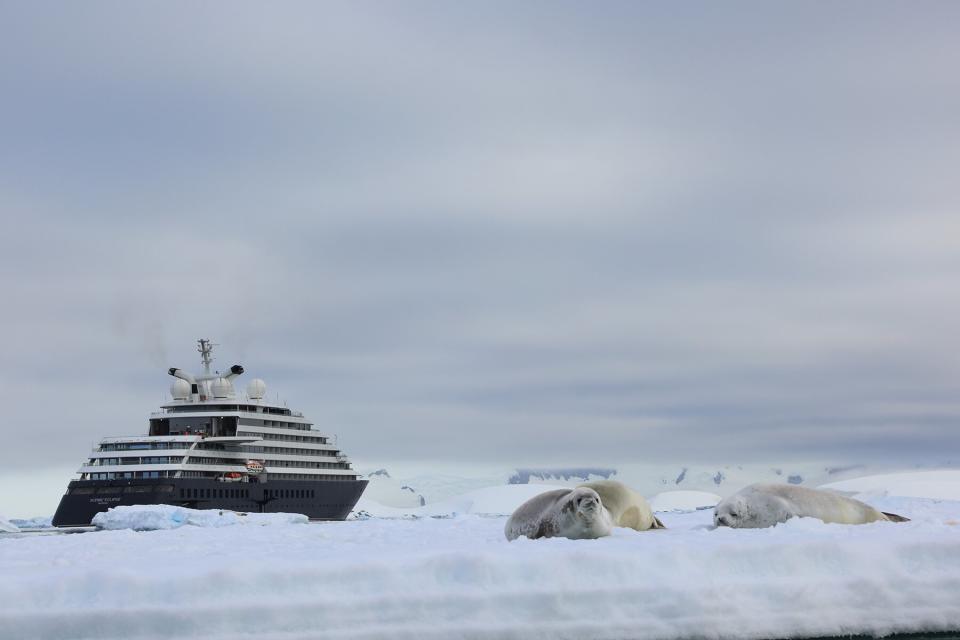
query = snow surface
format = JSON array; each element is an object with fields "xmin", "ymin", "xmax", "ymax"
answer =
[
  {"xmin": 92, "ymin": 505, "xmax": 308, "ymax": 531},
  {"xmin": 821, "ymin": 469, "xmax": 960, "ymax": 501},
  {"xmin": 649, "ymin": 490, "xmax": 722, "ymax": 512},
  {"xmin": 2, "ymin": 493, "xmax": 960, "ymax": 640},
  {"xmin": 353, "ymin": 483, "xmax": 568, "ymax": 518},
  {"xmin": 354, "ymin": 486, "xmax": 722, "ymax": 519}
]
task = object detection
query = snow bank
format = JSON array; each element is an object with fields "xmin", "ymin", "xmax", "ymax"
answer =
[
  {"xmin": 0, "ymin": 515, "xmax": 20, "ymax": 533},
  {"xmin": 92, "ymin": 505, "xmax": 308, "ymax": 531},
  {"xmin": 354, "ymin": 483, "xmax": 568, "ymax": 519},
  {"xmin": 649, "ymin": 490, "xmax": 721, "ymax": 512},
  {"xmin": 821, "ymin": 469, "xmax": 960, "ymax": 501},
  {"xmin": 3, "ymin": 495, "xmax": 959, "ymax": 640},
  {"xmin": 418, "ymin": 483, "xmax": 568, "ymax": 517}
]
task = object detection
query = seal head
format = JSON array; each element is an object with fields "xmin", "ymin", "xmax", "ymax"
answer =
[{"xmin": 505, "ymin": 487, "xmax": 613, "ymax": 541}]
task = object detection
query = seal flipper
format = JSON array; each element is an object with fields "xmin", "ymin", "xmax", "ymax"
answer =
[
  {"xmin": 882, "ymin": 511, "xmax": 910, "ymax": 523},
  {"xmin": 652, "ymin": 515, "xmax": 666, "ymax": 529}
]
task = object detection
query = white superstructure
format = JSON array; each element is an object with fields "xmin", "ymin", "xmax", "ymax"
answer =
[{"xmin": 78, "ymin": 339, "xmax": 359, "ymax": 484}]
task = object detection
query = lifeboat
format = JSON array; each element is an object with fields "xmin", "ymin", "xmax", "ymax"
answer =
[
  {"xmin": 245, "ymin": 460, "xmax": 265, "ymax": 474},
  {"xmin": 222, "ymin": 472, "xmax": 243, "ymax": 482}
]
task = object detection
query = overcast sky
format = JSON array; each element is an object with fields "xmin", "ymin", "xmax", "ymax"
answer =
[{"xmin": 2, "ymin": 2, "xmax": 960, "ymax": 513}]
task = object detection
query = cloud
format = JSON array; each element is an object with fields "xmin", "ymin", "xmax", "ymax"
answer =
[{"xmin": 2, "ymin": 1, "xmax": 960, "ymax": 511}]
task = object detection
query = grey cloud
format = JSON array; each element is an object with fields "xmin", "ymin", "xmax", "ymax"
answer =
[{"xmin": 2, "ymin": 2, "xmax": 960, "ymax": 506}]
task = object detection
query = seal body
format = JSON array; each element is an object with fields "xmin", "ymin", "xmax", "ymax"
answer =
[
  {"xmin": 714, "ymin": 483, "xmax": 910, "ymax": 529},
  {"xmin": 505, "ymin": 487, "xmax": 613, "ymax": 541},
  {"xmin": 578, "ymin": 480, "xmax": 665, "ymax": 531}
]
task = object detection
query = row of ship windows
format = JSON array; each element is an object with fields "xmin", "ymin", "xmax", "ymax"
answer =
[
  {"xmin": 92, "ymin": 457, "xmax": 183, "ymax": 466},
  {"xmin": 268, "ymin": 473, "xmax": 351, "ymax": 481},
  {"xmin": 101, "ymin": 442, "xmax": 189, "ymax": 451},
  {"xmin": 245, "ymin": 419, "xmax": 311, "ymax": 430},
  {"xmin": 168, "ymin": 404, "xmax": 293, "ymax": 415},
  {"xmin": 98, "ymin": 436, "xmax": 329, "ymax": 452},
  {"xmin": 174, "ymin": 471, "xmax": 350, "ymax": 481},
  {"xmin": 71, "ymin": 485, "xmax": 176, "ymax": 495},
  {"xmin": 97, "ymin": 456, "xmax": 349, "ymax": 470},
  {"xmin": 177, "ymin": 488, "xmax": 320, "ymax": 500},
  {"xmin": 268, "ymin": 460, "xmax": 348, "ymax": 470},
  {"xmin": 266, "ymin": 489, "xmax": 317, "ymax": 499},
  {"xmin": 243, "ymin": 446, "xmax": 338, "ymax": 457},
  {"xmin": 88, "ymin": 472, "xmax": 175, "ymax": 480},
  {"xmin": 179, "ymin": 471, "xmax": 239, "ymax": 479},
  {"xmin": 182, "ymin": 488, "xmax": 251, "ymax": 500},
  {"xmin": 253, "ymin": 433, "xmax": 327, "ymax": 443}
]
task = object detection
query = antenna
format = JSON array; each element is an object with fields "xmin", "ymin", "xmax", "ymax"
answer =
[{"xmin": 197, "ymin": 338, "xmax": 217, "ymax": 374}]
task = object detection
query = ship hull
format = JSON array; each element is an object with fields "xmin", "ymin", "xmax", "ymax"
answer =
[{"xmin": 51, "ymin": 477, "xmax": 369, "ymax": 527}]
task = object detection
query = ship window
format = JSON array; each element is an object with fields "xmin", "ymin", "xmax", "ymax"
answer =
[
  {"xmin": 125, "ymin": 486, "xmax": 152, "ymax": 493},
  {"xmin": 71, "ymin": 487, "xmax": 95, "ymax": 495}
]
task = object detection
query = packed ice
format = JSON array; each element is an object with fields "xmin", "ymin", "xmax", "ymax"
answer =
[
  {"xmin": 2, "ymin": 471, "xmax": 959, "ymax": 639},
  {"xmin": 92, "ymin": 504, "xmax": 309, "ymax": 530},
  {"xmin": 0, "ymin": 515, "xmax": 19, "ymax": 533}
]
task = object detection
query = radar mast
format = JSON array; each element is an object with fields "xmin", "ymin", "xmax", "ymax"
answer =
[{"xmin": 197, "ymin": 338, "xmax": 217, "ymax": 375}]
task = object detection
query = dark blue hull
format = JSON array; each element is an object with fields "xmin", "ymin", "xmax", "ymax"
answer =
[{"xmin": 51, "ymin": 477, "xmax": 368, "ymax": 527}]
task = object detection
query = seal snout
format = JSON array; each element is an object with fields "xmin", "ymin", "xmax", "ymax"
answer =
[{"xmin": 575, "ymin": 491, "xmax": 601, "ymax": 518}]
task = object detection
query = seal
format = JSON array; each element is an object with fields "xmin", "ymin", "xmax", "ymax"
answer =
[
  {"xmin": 505, "ymin": 487, "xmax": 613, "ymax": 541},
  {"xmin": 578, "ymin": 480, "xmax": 665, "ymax": 531},
  {"xmin": 714, "ymin": 483, "xmax": 910, "ymax": 529}
]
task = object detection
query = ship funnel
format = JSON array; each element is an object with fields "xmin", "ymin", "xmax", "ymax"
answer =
[
  {"xmin": 168, "ymin": 368, "xmax": 199, "ymax": 401},
  {"xmin": 168, "ymin": 368, "xmax": 196, "ymax": 384},
  {"xmin": 224, "ymin": 364, "xmax": 244, "ymax": 381}
]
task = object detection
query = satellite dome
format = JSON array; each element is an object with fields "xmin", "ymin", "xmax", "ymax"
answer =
[
  {"xmin": 170, "ymin": 378, "xmax": 191, "ymax": 400},
  {"xmin": 247, "ymin": 378, "xmax": 267, "ymax": 400},
  {"xmin": 211, "ymin": 377, "xmax": 235, "ymax": 399}
]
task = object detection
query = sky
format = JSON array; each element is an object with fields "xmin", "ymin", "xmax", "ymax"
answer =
[{"xmin": 2, "ymin": 2, "xmax": 960, "ymax": 515}]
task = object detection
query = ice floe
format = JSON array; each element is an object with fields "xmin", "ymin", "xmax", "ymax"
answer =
[{"xmin": 91, "ymin": 504, "xmax": 308, "ymax": 531}]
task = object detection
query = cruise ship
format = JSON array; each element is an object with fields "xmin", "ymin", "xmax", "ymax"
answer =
[{"xmin": 52, "ymin": 339, "xmax": 368, "ymax": 527}]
